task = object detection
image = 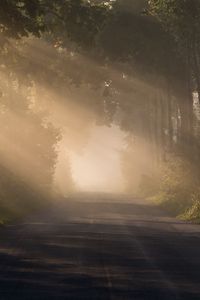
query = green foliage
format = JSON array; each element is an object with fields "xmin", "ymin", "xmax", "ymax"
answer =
[
  {"xmin": 0, "ymin": 38, "xmax": 63, "ymax": 222},
  {"xmin": 46, "ymin": 0, "xmax": 110, "ymax": 48},
  {"xmin": 181, "ymin": 189, "xmax": 200, "ymax": 221},
  {"xmin": 115, "ymin": 1, "xmax": 200, "ymax": 221},
  {"xmin": 0, "ymin": 0, "xmax": 200, "ymax": 222},
  {"xmin": 0, "ymin": 0, "xmax": 110, "ymax": 49},
  {"xmin": 0, "ymin": 166, "xmax": 51, "ymax": 224},
  {"xmin": 0, "ymin": 0, "xmax": 45, "ymax": 39},
  {"xmin": 149, "ymin": 0, "xmax": 200, "ymax": 99},
  {"xmin": 149, "ymin": 0, "xmax": 200, "ymax": 39},
  {"xmin": 139, "ymin": 155, "xmax": 200, "ymax": 218}
]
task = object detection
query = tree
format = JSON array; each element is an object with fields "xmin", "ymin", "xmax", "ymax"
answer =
[
  {"xmin": 149, "ymin": 0, "xmax": 200, "ymax": 101},
  {"xmin": 0, "ymin": 0, "xmax": 45, "ymax": 40}
]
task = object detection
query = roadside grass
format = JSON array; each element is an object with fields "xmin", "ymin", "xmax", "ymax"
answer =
[
  {"xmin": 0, "ymin": 206, "xmax": 21, "ymax": 225},
  {"xmin": 0, "ymin": 192, "xmax": 55, "ymax": 226},
  {"xmin": 0, "ymin": 205, "xmax": 35, "ymax": 225},
  {"xmin": 145, "ymin": 191, "xmax": 200, "ymax": 223},
  {"xmin": 179, "ymin": 193, "xmax": 200, "ymax": 223}
]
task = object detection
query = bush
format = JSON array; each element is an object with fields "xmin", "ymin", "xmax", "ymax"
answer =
[
  {"xmin": 181, "ymin": 189, "xmax": 200, "ymax": 221},
  {"xmin": 139, "ymin": 154, "xmax": 200, "ymax": 220}
]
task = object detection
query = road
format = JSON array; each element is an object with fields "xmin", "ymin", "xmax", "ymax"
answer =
[{"xmin": 1, "ymin": 193, "xmax": 200, "ymax": 299}]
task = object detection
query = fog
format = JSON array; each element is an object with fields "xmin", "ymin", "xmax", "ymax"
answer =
[
  {"xmin": 69, "ymin": 125, "xmax": 125, "ymax": 192},
  {"xmin": 0, "ymin": 35, "xmax": 160, "ymax": 209},
  {"xmin": 1, "ymin": 20, "xmax": 195, "ymax": 215},
  {"xmin": 1, "ymin": 2, "xmax": 200, "ymax": 298}
]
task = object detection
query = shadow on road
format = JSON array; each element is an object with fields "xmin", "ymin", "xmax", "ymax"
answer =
[{"xmin": 0, "ymin": 198, "xmax": 200, "ymax": 299}]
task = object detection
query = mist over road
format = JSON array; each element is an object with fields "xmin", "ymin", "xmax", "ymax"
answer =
[{"xmin": 1, "ymin": 194, "xmax": 200, "ymax": 300}]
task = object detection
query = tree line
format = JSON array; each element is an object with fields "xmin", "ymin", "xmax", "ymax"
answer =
[{"xmin": 0, "ymin": 0, "xmax": 200, "ymax": 220}]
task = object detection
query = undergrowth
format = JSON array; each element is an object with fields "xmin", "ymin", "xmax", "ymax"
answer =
[{"xmin": 138, "ymin": 155, "xmax": 200, "ymax": 222}]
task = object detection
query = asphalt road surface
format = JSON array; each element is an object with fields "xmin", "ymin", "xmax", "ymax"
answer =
[{"xmin": 1, "ymin": 193, "xmax": 200, "ymax": 300}]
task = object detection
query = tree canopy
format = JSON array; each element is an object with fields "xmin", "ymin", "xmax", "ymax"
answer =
[{"xmin": 1, "ymin": 0, "xmax": 200, "ymax": 220}]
